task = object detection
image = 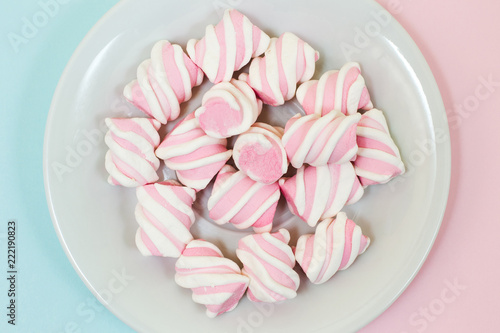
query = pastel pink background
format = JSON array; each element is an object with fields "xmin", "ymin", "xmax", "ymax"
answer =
[{"xmin": 360, "ymin": 0, "xmax": 500, "ymax": 332}]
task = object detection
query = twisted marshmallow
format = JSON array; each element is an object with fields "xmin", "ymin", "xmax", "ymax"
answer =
[
  {"xmin": 187, "ymin": 9, "xmax": 270, "ymax": 84},
  {"xmin": 295, "ymin": 212, "xmax": 370, "ymax": 284},
  {"xmin": 236, "ymin": 229, "xmax": 300, "ymax": 302},
  {"xmin": 243, "ymin": 32, "xmax": 320, "ymax": 106},
  {"xmin": 208, "ymin": 165, "xmax": 280, "ymax": 233},
  {"xmin": 279, "ymin": 163, "xmax": 364, "ymax": 227},
  {"xmin": 135, "ymin": 180, "xmax": 196, "ymax": 258},
  {"xmin": 175, "ymin": 239, "xmax": 249, "ymax": 318},
  {"xmin": 282, "ymin": 110, "xmax": 361, "ymax": 168},
  {"xmin": 296, "ymin": 62, "xmax": 373, "ymax": 116},
  {"xmin": 123, "ymin": 40, "xmax": 204, "ymax": 124},
  {"xmin": 195, "ymin": 78, "xmax": 262, "ymax": 138},
  {"xmin": 233, "ymin": 123, "xmax": 288, "ymax": 184},
  {"xmin": 354, "ymin": 109, "xmax": 405, "ymax": 186},
  {"xmin": 155, "ymin": 113, "xmax": 232, "ymax": 190},
  {"xmin": 104, "ymin": 118, "xmax": 161, "ymax": 187}
]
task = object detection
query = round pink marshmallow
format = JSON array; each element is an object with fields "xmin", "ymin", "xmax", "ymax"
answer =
[
  {"xmin": 195, "ymin": 79, "xmax": 262, "ymax": 139},
  {"xmin": 233, "ymin": 123, "xmax": 288, "ymax": 184}
]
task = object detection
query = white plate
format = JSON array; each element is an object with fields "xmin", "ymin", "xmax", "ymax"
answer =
[{"xmin": 43, "ymin": 0, "xmax": 450, "ymax": 332}]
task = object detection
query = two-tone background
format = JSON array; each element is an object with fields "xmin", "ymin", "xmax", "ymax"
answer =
[{"xmin": 1, "ymin": 0, "xmax": 499, "ymax": 332}]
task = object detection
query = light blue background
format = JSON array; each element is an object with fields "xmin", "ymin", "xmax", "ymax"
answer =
[{"xmin": 0, "ymin": 0, "xmax": 134, "ymax": 332}]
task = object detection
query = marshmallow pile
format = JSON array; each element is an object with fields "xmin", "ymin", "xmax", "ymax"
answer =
[{"xmin": 104, "ymin": 9, "xmax": 405, "ymax": 317}]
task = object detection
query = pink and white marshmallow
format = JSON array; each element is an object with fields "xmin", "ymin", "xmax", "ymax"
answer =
[
  {"xmin": 296, "ymin": 62, "xmax": 373, "ymax": 116},
  {"xmin": 233, "ymin": 123, "xmax": 288, "ymax": 184},
  {"xmin": 175, "ymin": 239, "xmax": 249, "ymax": 318},
  {"xmin": 123, "ymin": 40, "xmax": 204, "ymax": 124},
  {"xmin": 279, "ymin": 163, "xmax": 364, "ymax": 227},
  {"xmin": 187, "ymin": 9, "xmax": 270, "ymax": 84},
  {"xmin": 208, "ymin": 165, "xmax": 280, "ymax": 233},
  {"xmin": 282, "ymin": 110, "xmax": 361, "ymax": 168},
  {"xmin": 135, "ymin": 180, "xmax": 196, "ymax": 258},
  {"xmin": 243, "ymin": 32, "xmax": 320, "ymax": 106},
  {"xmin": 354, "ymin": 109, "xmax": 405, "ymax": 186},
  {"xmin": 104, "ymin": 118, "xmax": 161, "ymax": 187},
  {"xmin": 295, "ymin": 212, "xmax": 370, "ymax": 284},
  {"xmin": 236, "ymin": 229, "xmax": 300, "ymax": 302},
  {"xmin": 155, "ymin": 113, "xmax": 233, "ymax": 191},
  {"xmin": 195, "ymin": 78, "xmax": 262, "ymax": 138}
]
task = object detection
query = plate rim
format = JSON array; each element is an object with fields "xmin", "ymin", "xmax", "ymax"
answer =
[{"xmin": 343, "ymin": 1, "xmax": 452, "ymax": 331}]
